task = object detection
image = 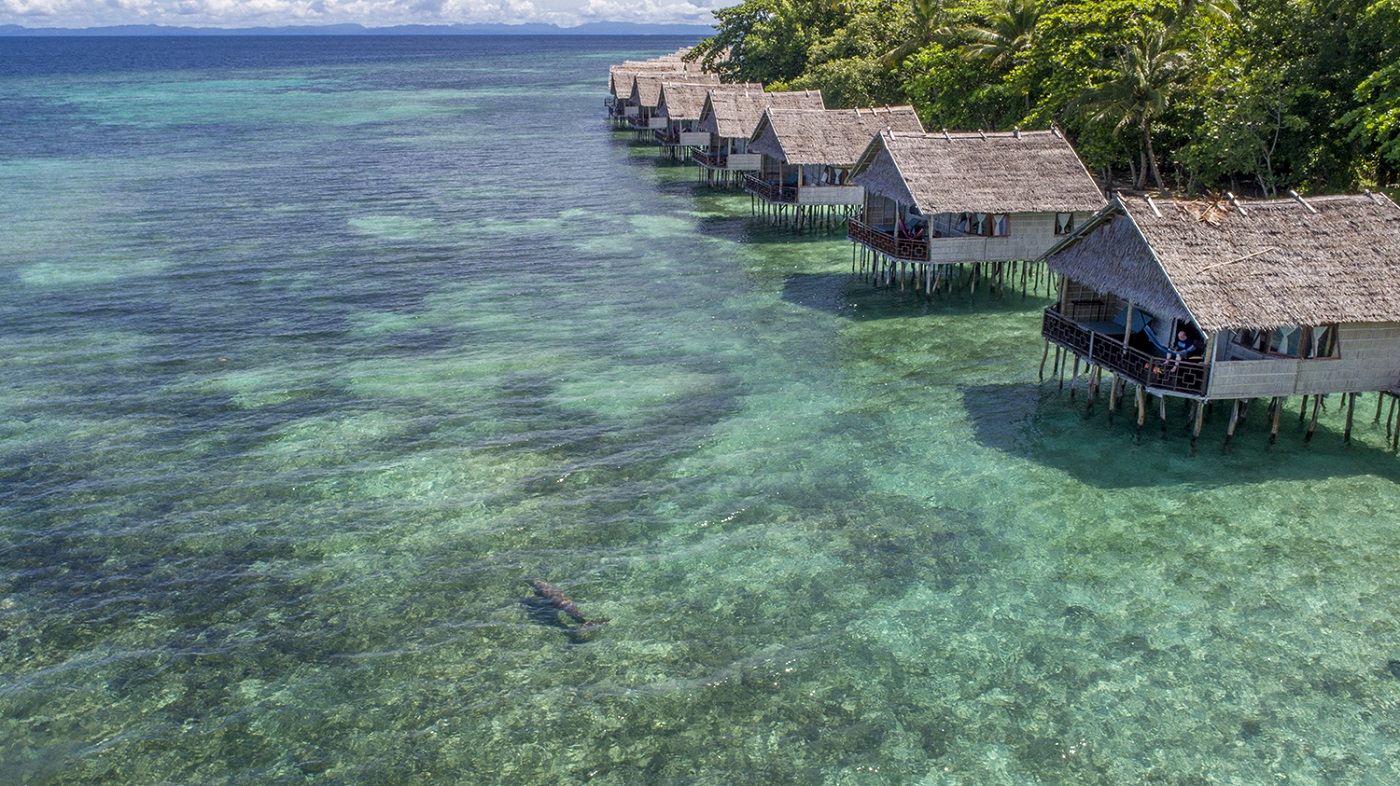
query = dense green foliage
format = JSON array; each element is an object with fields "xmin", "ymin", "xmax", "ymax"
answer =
[{"xmin": 689, "ymin": 0, "xmax": 1400, "ymax": 194}]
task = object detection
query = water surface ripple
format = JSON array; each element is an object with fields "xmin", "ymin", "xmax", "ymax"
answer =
[{"xmin": 1, "ymin": 35, "xmax": 1398, "ymax": 786}]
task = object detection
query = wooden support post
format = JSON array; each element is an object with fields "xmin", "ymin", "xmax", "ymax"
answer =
[
  {"xmin": 1225, "ymin": 399, "xmax": 1240, "ymax": 446},
  {"xmin": 1159, "ymin": 394, "xmax": 1168, "ymax": 435},
  {"xmin": 1376, "ymin": 391, "xmax": 1385, "ymax": 423},
  {"xmin": 1393, "ymin": 399, "xmax": 1400, "ymax": 451},
  {"xmin": 1344, "ymin": 392, "xmax": 1356, "ymax": 443},
  {"xmin": 1299, "ymin": 394, "xmax": 1308, "ymax": 424},
  {"xmin": 1192, "ymin": 399, "xmax": 1205, "ymax": 449},
  {"xmin": 1108, "ymin": 375, "xmax": 1122, "ymax": 422},
  {"xmin": 1085, "ymin": 365, "xmax": 1099, "ymax": 415},
  {"xmin": 1069, "ymin": 356, "xmax": 1080, "ymax": 400},
  {"xmin": 1135, "ymin": 386, "xmax": 1146, "ymax": 437},
  {"xmin": 1265, "ymin": 397, "xmax": 1280, "ymax": 447},
  {"xmin": 1306, "ymin": 395, "xmax": 1321, "ymax": 442},
  {"xmin": 1039, "ymin": 341, "xmax": 1050, "ymax": 382}
]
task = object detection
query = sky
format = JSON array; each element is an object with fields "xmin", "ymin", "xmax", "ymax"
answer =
[{"xmin": 0, "ymin": 0, "xmax": 728, "ymax": 29}]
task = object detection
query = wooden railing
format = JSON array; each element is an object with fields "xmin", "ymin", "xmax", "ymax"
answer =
[
  {"xmin": 692, "ymin": 149, "xmax": 725, "ymax": 168},
  {"xmin": 847, "ymin": 217, "xmax": 929, "ymax": 261},
  {"xmin": 1042, "ymin": 306, "xmax": 1209, "ymax": 396},
  {"xmin": 743, "ymin": 175, "xmax": 797, "ymax": 203}
]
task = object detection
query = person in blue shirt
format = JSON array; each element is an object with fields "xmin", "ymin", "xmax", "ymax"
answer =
[{"xmin": 1168, "ymin": 331, "xmax": 1198, "ymax": 361}]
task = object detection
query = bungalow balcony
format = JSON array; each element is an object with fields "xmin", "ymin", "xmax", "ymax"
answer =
[
  {"xmin": 692, "ymin": 149, "xmax": 762, "ymax": 171},
  {"xmin": 848, "ymin": 216, "xmax": 929, "ymax": 262},
  {"xmin": 743, "ymin": 175, "xmax": 797, "ymax": 204},
  {"xmin": 692, "ymin": 148, "xmax": 726, "ymax": 168},
  {"xmin": 1042, "ymin": 304, "xmax": 1209, "ymax": 397},
  {"xmin": 655, "ymin": 128, "xmax": 709, "ymax": 147}
]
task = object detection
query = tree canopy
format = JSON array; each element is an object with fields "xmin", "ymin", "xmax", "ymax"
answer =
[{"xmin": 688, "ymin": 0, "xmax": 1400, "ymax": 194}]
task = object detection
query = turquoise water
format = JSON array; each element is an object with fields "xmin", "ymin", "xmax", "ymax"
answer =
[{"xmin": 2, "ymin": 36, "xmax": 1399, "ymax": 785}]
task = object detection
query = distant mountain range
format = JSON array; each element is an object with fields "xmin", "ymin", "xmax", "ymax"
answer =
[{"xmin": 0, "ymin": 22, "xmax": 715, "ymax": 37}]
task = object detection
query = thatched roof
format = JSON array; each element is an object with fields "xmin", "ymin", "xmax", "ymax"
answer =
[
  {"xmin": 1045, "ymin": 192, "xmax": 1400, "ymax": 332},
  {"xmin": 657, "ymin": 82, "xmax": 763, "ymax": 122},
  {"xmin": 851, "ymin": 129, "xmax": 1105, "ymax": 214},
  {"xmin": 608, "ymin": 49, "xmax": 703, "ymax": 97},
  {"xmin": 632, "ymin": 73, "xmax": 720, "ymax": 109},
  {"xmin": 748, "ymin": 107, "xmax": 924, "ymax": 166},
  {"xmin": 610, "ymin": 65, "xmax": 685, "ymax": 99},
  {"xmin": 697, "ymin": 89, "xmax": 826, "ymax": 139}
]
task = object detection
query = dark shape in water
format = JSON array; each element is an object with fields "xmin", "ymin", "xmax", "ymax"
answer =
[
  {"xmin": 1387, "ymin": 660, "xmax": 1400, "ymax": 680},
  {"xmin": 526, "ymin": 579, "xmax": 610, "ymax": 638}
]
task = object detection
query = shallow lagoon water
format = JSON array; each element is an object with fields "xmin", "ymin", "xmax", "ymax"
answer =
[{"xmin": 2, "ymin": 36, "xmax": 1399, "ymax": 785}]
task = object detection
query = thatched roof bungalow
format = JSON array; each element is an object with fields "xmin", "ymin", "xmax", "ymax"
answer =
[
  {"xmin": 628, "ymin": 73, "xmax": 720, "ymax": 133},
  {"xmin": 655, "ymin": 82, "xmax": 763, "ymax": 150},
  {"xmin": 744, "ymin": 107, "xmax": 924, "ymax": 212},
  {"xmin": 1041, "ymin": 192, "xmax": 1400, "ymax": 432},
  {"xmin": 694, "ymin": 89, "xmax": 825, "ymax": 179},
  {"xmin": 606, "ymin": 50, "xmax": 702, "ymax": 125},
  {"xmin": 847, "ymin": 128, "xmax": 1104, "ymax": 266}
]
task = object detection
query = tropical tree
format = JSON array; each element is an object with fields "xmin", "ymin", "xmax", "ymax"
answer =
[
  {"xmin": 955, "ymin": 0, "xmax": 1045, "ymax": 115},
  {"xmin": 1341, "ymin": 0, "xmax": 1400, "ymax": 184},
  {"xmin": 881, "ymin": 0, "xmax": 957, "ymax": 68},
  {"xmin": 1078, "ymin": 26, "xmax": 1192, "ymax": 189},
  {"xmin": 960, "ymin": 0, "xmax": 1042, "ymax": 72}
]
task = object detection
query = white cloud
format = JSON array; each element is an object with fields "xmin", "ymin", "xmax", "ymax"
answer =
[{"xmin": 0, "ymin": 0, "xmax": 725, "ymax": 26}]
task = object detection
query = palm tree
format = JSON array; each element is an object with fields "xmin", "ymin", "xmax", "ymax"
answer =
[
  {"xmin": 881, "ymin": 0, "xmax": 955, "ymax": 67},
  {"xmin": 1080, "ymin": 27, "xmax": 1190, "ymax": 190},
  {"xmin": 960, "ymin": 0, "xmax": 1042, "ymax": 73}
]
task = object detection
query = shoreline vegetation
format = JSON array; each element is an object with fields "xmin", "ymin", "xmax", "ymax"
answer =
[{"xmin": 686, "ymin": 0, "xmax": 1400, "ymax": 200}]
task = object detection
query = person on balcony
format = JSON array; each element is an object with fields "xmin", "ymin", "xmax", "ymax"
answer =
[{"xmin": 1167, "ymin": 331, "xmax": 1199, "ymax": 364}]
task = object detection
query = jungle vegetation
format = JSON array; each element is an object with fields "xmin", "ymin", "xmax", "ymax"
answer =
[{"xmin": 688, "ymin": 0, "xmax": 1400, "ymax": 195}]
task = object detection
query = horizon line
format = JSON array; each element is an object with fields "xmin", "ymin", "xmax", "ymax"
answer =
[{"xmin": 0, "ymin": 21, "xmax": 718, "ymax": 36}]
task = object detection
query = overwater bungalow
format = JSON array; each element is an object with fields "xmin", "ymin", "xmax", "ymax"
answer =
[
  {"xmin": 847, "ymin": 128, "xmax": 1105, "ymax": 296},
  {"xmin": 1039, "ymin": 191, "xmax": 1400, "ymax": 444},
  {"xmin": 628, "ymin": 73, "xmax": 721, "ymax": 140},
  {"xmin": 606, "ymin": 50, "xmax": 701, "ymax": 128},
  {"xmin": 694, "ymin": 89, "xmax": 826, "ymax": 186},
  {"xmin": 654, "ymin": 82, "xmax": 763, "ymax": 159},
  {"xmin": 744, "ymin": 106, "xmax": 925, "ymax": 231}
]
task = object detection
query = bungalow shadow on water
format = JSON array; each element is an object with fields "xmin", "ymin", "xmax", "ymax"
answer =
[{"xmin": 961, "ymin": 381, "xmax": 1400, "ymax": 488}]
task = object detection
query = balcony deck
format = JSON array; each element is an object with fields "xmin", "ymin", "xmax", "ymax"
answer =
[
  {"xmin": 743, "ymin": 175, "xmax": 797, "ymax": 204},
  {"xmin": 692, "ymin": 149, "xmax": 725, "ymax": 169},
  {"xmin": 1042, "ymin": 305, "xmax": 1209, "ymax": 397},
  {"xmin": 847, "ymin": 217, "xmax": 929, "ymax": 262}
]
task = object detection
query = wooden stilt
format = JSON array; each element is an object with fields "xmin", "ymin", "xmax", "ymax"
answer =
[
  {"xmin": 1159, "ymin": 394, "xmax": 1168, "ymax": 435},
  {"xmin": 1039, "ymin": 341, "xmax": 1050, "ymax": 382},
  {"xmin": 1225, "ymin": 399, "xmax": 1240, "ymax": 446},
  {"xmin": 1299, "ymin": 394, "xmax": 1309, "ymax": 424},
  {"xmin": 1108, "ymin": 375, "xmax": 1122, "ymax": 422},
  {"xmin": 1069, "ymin": 356, "xmax": 1080, "ymax": 400},
  {"xmin": 1191, "ymin": 399, "xmax": 1205, "ymax": 449},
  {"xmin": 1269, "ymin": 396, "xmax": 1282, "ymax": 447},
  {"xmin": 1085, "ymin": 365, "xmax": 1099, "ymax": 415},
  {"xmin": 1306, "ymin": 395, "xmax": 1321, "ymax": 442},
  {"xmin": 1135, "ymin": 386, "xmax": 1146, "ymax": 437},
  {"xmin": 1376, "ymin": 391, "xmax": 1385, "ymax": 423},
  {"xmin": 1393, "ymin": 398, "xmax": 1400, "ymax": 451},
  {"xmin": 1344, "ymin": 392, "xmax": 1356, "ymax": 443}
]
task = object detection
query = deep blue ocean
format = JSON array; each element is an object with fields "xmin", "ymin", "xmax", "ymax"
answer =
[{"xmin": 2, "ymin": 35, "xmax": 1399, "ymax": 785}]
